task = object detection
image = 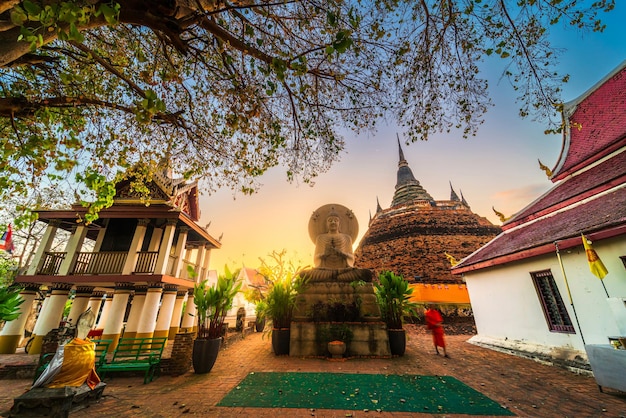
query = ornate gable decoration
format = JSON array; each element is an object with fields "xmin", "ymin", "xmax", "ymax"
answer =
[
  {"xmin": 116, "ymin": 180, "xmax": 170, "ymax": 201},
  {"xmin": 115, "ymin": 171, "xmax": 201, "ymax": 221},
  {"xmin": 170, "ymin": 182, "xmax": 201, "ymax": 221}
]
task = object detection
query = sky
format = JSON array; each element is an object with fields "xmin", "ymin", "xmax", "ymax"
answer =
[{"xmin": 200, "ymin": 3, "xmax": 626, "ymax": 273}]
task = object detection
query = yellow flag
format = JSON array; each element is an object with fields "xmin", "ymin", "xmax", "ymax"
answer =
[{"xmin": 582, "ymin": 234, "xmax": 608, "ymax": 279}]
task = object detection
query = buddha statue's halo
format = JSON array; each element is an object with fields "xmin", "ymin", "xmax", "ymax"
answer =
[{"xmin": 308, "ymin": 203, "xmax": 359, "ymax": 244}]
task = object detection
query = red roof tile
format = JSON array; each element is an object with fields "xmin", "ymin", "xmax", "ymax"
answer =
[
  {"xmin": 452, "ymin": 186, "xmax": 626, "ymax": 273},
  {"xmin": 505, "ymin": 151, "xmax": 626, "ymax": 229},
  {"xmin": 552, "ymin": 62, "xmax": 626, "ymax": 180}
]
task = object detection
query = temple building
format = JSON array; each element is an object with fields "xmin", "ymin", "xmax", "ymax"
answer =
[
  {"xmin": 354, "ymin": 140, "xmax": 502, "ymax": 305},
  {"xmin": 451, "ymin": 61, "xmax": 626, "ymax": 375},
  {"xmin": 0, "ymin": 170, "xmax": 221, "ymax": 354}
]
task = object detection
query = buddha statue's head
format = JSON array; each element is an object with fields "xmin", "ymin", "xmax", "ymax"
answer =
[{"xmin": 326, "ymin": 209, "xmax": 341, "ymax": 232}]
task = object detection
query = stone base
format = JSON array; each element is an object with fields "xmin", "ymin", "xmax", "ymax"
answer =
[
  {"xmin": 9, "ymin": 382, "xmax": 106, "ymax": 417},
  {"xmin": 293, "ymin": 281, "xmax": 382, "ymax": 321},
  {"xmin": 290, "ymin": 322, "xmax": 391, "ymax": 357}
]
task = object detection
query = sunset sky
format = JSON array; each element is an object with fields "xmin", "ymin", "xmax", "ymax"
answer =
[{"xmin": 200, "ymin": 3, "xmax": 626, "ymax": 273}]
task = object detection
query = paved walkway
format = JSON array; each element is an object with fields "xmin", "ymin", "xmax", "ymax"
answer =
[{"xmin": 1, "ymin": 327, "xmax": 625, "ymax": 417}]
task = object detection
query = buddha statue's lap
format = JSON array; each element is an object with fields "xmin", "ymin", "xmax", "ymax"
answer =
[{"xmin": 301, "ymin": 266, "xmax": 373, "ymax": 283}]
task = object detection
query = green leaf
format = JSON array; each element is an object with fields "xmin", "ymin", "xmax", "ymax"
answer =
[
  {"xmin": 10, "ymin": 8, "xmax": 28, "ymax": 26},
  {"xmin": 22, "ymin": 1, "xmax": 42, "ymax": 17},
  {"xmin": 99, "ymin": 4, "xmax": 119, "ymax": 25}
]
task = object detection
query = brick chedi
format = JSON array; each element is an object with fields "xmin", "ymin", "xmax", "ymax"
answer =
[{"xmin": 354, "ymin": 139, "xmax": 501, "ymax": 284}]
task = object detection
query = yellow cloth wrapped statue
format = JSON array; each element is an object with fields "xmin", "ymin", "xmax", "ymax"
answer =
[
  {"xmin": 32, "ymin": 308, "xmax": 101, "ymax": 390},
  {"xmin": 45, "ymin": 337, "xmax": 100, "ymax": 389}
]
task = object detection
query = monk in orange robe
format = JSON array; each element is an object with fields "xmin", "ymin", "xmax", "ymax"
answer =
[{"xmin": 425, "ymin": 305, "xmax": 449, "ymax": 358}]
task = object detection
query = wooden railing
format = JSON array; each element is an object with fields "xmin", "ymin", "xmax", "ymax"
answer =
[
  {"xmin": 134, "ymin": 251, "xmax": 159, "ymax": 274},
  {"xmin": 179, "ymin": 259, "xmax": 195, "ymax": 280},
  {"xmin": 73, "ymin": 252, "xmax": 127, "ymax": 275},
  {"xmin": 35, "ymin": 250, "xmax": 200, "ymax": 280},
  {"xmin": 38, "ymin": 252, "xmax": 66, "ymax": 275}
]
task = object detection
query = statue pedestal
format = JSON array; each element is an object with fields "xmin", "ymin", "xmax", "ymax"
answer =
[
  {"xmin": 10, "ymin": 382, "xmax": 106, "ymax": 417},
  {"xmin": 290, "ymin": 281, "xmax": 391, "ymax": 357},
  {"xmin": 293, "ymin": 282, "xmax": 381, "ymax": 321},
  {"xmin": 290, "ymin": 322, "xmax": 391, "ymax": 357}
]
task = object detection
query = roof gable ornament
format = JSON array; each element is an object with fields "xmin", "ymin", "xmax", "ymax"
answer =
[
  {"xmin": 538, "ymin": 159, "xmax": 553, "ymax": 178},
  {"xmin": 492, "ymin": 206, "xmax": 510, "ymax": 223}
]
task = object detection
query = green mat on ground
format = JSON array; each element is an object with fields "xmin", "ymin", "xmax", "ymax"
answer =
[{"xmin": 217, "ymin": 372, "xmax": 514, "ymax": 415}]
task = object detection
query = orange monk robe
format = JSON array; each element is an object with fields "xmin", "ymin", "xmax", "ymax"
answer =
[
  {"xmin": 46, "ymin": 338, "xmax": 101, "ymax": 389},
  {"xmin": 425, "ymin": 309, "xmax": 446, "ymax": 348}
]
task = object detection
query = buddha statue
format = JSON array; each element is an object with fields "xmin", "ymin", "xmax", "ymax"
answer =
[{"xmin": 301, "ymin": 204, "xmax": 372, "ymax": 283}]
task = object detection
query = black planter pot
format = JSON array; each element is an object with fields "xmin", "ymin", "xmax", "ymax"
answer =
[
  {"xmin": 388, "ymin": 329, "xmax": 406, "ymax": 356},
  {"xmin": 271, "ymin": 328, "xmax": 290, "ymax": 355},
  {"xmin": 192, "ymin": 337, "xmax": 222, "ymax": 374},
  {"xmin": 255, "ymin": 318, "xmax": 266, "ymax": 332}
]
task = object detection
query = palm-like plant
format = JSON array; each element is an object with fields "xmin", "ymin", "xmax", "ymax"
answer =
[
  {"xmin": 265, "ymin": 277, "xmax": 303, "ymax": 330},
  {"xmin": 255, "ymin": 300, "xmax": 268, "ymax": 322},
  {"xmin": 0, "ymin": 285, "xmax": 24, "ymax": 322},
  {"xmin": 375, "ymin": 271, "xmax": 418, "ymax": 330},
  {"xmin": 193, "ymin": 266, "xmax": 242, "ymax": 340}
]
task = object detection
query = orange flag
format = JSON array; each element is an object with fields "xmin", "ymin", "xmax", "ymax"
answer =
[{"xmin": 582, "ymin": 234, "xmax": 608, "ymax": 279}]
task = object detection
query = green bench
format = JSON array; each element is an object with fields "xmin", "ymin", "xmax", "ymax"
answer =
[
  {"xmin": 97, "ymin": 337, "xmax": 167, "ymax": 384},
  {"xmin": 33, "ymin": 339, "xmax": 113, "ymax": 384}
]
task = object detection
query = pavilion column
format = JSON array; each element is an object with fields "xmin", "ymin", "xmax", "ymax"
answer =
[
  {"xmin": 27, "ymin": 220, "xmax": 59, "ymax": 275},
  {"xmin": 102, "ymin": 283, "xmax": 134, "ymax": 350},
  {"xmin": 29, "ymin": 283, "xmax": 73, "ymax": 354},
  {"xmin": 154, "ymin": 285, "xmax": 178, "ymax": 340},
  {"xmin": 59, "ymin": 224, "xmax": 87, "ymax": 276},
  {"xmin": 180, "ymin": 289, "xmax": 197, "ymax": 332},
  {"xmin": 169, "ymin": 290, "xmax": 187, "ymax": 340},
  {"xmin": 135, "ymin": 284, "xmax": 163, "ymax": 339},
  {"xmin": 123, "ymin": 286, "xmax": 147, "ymax": 340},
  {"xmin": 122, "ymin": 219, "xmax": 150, "ymax": 275},
  {"xmin": 58, "ymin": 224, "xmax": 87, "ymax": 275},
  {"xmin": 0, "ymin": 283, "xmax": 40, "ymax": 354},
  {"xmin": 194, "ymin": 245, "xmax": 206, "ymax": 282},
  {"xmin": 96, "ymin": 293, "xmax": 114, "ymax": 329},
  {"xmin": 87, "ymin": 291, "xmax": 105, "ymax": 325},
  {"xmin": 93, "ymin": 220, "xmax": 109, "ymax": 252},
  {"xmin": 171, "ymin": 227, "xmax": 189, "ymax": 278},
  {"xmin": 201, "ymin": 245, "xmax": 211, "ymax": 282},
  {"xmin": 148, "ymin": 227, "xmax": 163, "ymax": 251},
  {"xmin": 154, "ymin": 220, "xmax": 177, "ymax": 275},
  {"xmin": 66, "ymin": 286, "xmax": 94, "ymax": 324}
]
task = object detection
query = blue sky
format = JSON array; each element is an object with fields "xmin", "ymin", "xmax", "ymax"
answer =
[{"xmin": 201, "ymin": 3, "xmax": 626, "ymax": 272}]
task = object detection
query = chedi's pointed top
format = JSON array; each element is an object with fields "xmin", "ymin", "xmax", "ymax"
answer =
[
  {"xmin": 397, "ymin": 133, "xmax": 406, "ymax": 163},
  {"xmin": 391, "ymin": 137, "xmax": 433, "ymax": 207}
]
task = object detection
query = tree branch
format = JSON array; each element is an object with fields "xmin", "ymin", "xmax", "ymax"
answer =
[{"xmin": 68, "ymin": 40, "xmax": 148, "ymax": 99}]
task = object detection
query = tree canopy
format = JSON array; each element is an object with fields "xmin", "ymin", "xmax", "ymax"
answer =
[{"xmin": 0, "ymin": 0, "xmax": 615, "ymax": 223}]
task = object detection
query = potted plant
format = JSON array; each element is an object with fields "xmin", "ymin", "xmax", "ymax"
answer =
[
  {"xmin": 374, "ymin": 270, "xmax": 418, "ymax": 356},
  {"xmin": 254, "ymin": 300, "xmax": 267, "ymax": 332},
  {"xmin": 192, "ymin": 265, "xmax": 242, "ymax": 373},
  {"xmin": 264, "ymin": 275, "xmax": 305, "ymax": 355},
  {"xmin": 319, "ymin": 323, "xmax": 353, "ymax": 358}
]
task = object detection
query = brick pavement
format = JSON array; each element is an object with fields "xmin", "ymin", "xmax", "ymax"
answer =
[{"xmin": 1, "ymin": 326, "xmax": 625, "ymax": 417}]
